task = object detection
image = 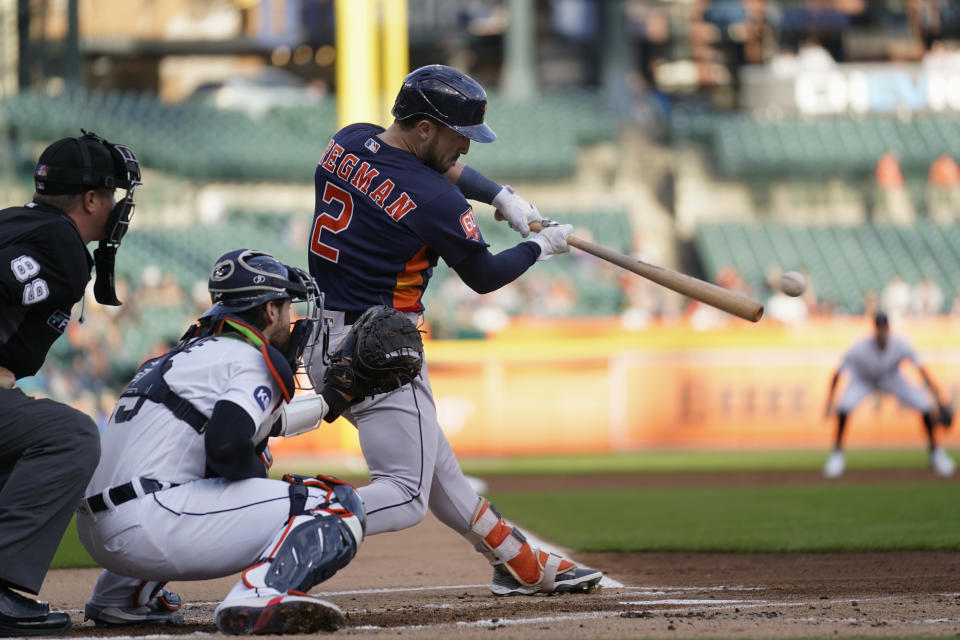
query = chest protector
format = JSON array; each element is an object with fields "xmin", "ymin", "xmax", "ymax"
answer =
[{"xmin": 116, "ymin": 316, "xmax": 296, "ymax": 433}]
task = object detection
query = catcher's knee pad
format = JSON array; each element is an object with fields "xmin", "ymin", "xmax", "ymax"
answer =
[
  {"xmin": 243, "ymin": 479, "xmax": 365, "ymax": 594},
  {"xmin": 283, "ymin": 473, "xmax": 367, "ymax": 536},
  {"xmin": 463, "ymin": 498, "xmax": 575, "ymax": 588}
]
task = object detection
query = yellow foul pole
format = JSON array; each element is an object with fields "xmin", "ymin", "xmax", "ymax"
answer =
[
  {"xmin": 335, "ymin": 0, "xmax": 408, "ymax": 129},
  {"xmin": 335, "ymin": 0, "xmax": 379, "ymax": 128},
  {"xmin": 379, "ymin": 0, "xmax": 409, "ymax": 126}
]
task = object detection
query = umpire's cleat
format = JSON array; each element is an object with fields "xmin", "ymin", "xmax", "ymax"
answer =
[
  {"xmin": 0, "ymin": 587, "xmax": 71, "ymax": 637},
  {"xmin": 489, "ymin": 562, "xmax": 603, "ymax": 596},
  {"xmin": 215, "ymin": 594, "xmax": 344, "ymax": 635},
  {"xmin": 84, "ymin": 588, "xmax": 183, "ymax": 627}
]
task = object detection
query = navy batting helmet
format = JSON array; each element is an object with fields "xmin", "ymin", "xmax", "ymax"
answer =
[
  {"xmin": 391, "ymin": 64, "xmax": 496, "ymax": 143},
  {"xmin": 203, "ymin": 249, "xmax": 313, "ymax": 318}
]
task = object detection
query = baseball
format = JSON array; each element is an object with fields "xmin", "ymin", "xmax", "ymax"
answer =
[{"xmin": 780, "ymin": 271, "xmax": 806, "ymax": 297}]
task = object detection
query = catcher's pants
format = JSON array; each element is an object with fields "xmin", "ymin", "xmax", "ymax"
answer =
[
  {"xmin": 76, "ymin": 477, "xmax": 332, "ymax": 607},
  {"xmin": 314, "ymin": 311, "xmax": 481, "ymax": 536},
  {"xmin": 837, "ymin": 372, "xmax": 933, "ymax": 415},
  {"xmin": 0, "ymin": 388, "xmax": 99, "ymax": 594}
]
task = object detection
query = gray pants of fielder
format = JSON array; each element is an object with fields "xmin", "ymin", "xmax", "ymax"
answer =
[{"xmin": 0, "ymin": 388, "xmax": 100, "ymax": 594}]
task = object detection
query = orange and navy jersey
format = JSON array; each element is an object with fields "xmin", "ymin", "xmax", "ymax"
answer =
[{"xmin": 308, "ymin": 123, "xmax": 488, "ymax": 312}]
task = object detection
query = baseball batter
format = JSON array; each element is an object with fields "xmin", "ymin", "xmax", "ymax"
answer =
[
  {"xmin": 75, "ymin": 249, "xmax": 418, "ymax": 635},
  {"xmin": 823, "ymin": 311, "xmax": 955, "ymax": 478},
  {"xmin": 306, "ymin": 64, "xmax": 603, "ymax": 595}
]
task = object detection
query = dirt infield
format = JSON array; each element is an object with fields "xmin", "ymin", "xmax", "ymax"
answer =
[{"xmin": 40, "ymin": 470, "xmax": 960, "ymax": 639}]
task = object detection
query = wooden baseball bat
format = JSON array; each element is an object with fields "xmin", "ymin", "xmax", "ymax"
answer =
[{"xmin": 529, "ymin": 221, "xmax": 764, "ymax": 322}]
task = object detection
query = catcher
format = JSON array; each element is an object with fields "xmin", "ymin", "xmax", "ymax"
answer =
[{"xmin": 76, "ymin": 249, "xmax": 422, "ymax": 635}]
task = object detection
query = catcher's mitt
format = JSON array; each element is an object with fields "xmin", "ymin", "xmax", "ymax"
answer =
[
  {"xmin": 938, "ymin": 402, "xmax": 953, "ymax": 429},
  {"xmin": 323, "ymin": 306, "xmax": 424, "ymax": 402}
]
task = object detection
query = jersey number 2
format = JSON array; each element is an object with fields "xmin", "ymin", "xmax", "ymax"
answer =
[{"xmin": 310, "ymin": 183, "xmax": 354, "ymax": 263}]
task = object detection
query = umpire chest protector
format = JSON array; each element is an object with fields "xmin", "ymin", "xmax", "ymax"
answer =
[{"xmin": 0, "ymin": 202, "xmax": 92, "ymax": 378}]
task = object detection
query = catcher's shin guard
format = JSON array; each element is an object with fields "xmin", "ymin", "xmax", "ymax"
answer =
[
  {"xmin": 242, "ymin": 480, "xmax": 364, "ymax": 594},
  {"xmin": 464, "ymin": 498, "xmax": 586, "ymax": 594}
]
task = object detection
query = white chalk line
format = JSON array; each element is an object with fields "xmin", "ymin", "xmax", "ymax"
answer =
[
  {"xmin": 354, "ymin": 610, "xmax": 623, "ymax": 631},
  {"xmin": 782, "ymin": 616, "xmax": 960, "ymax": 625},
  {"xmin": 315, "ymin": 582, "xmax": 487, "ymax": 596}
]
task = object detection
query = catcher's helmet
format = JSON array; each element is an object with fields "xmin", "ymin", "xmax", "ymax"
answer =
[
  {"xmin": 203, "ymin": 249, "xmax": 313, "ymax": 318},
  {"xmin": 391, "ymin": 64, "xmax": 496, "ymax": 143}
]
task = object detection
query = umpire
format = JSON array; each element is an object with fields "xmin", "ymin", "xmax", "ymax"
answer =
[{"xmin": 0, "ymin": 131, "xmax": 141, "ymax": 636}]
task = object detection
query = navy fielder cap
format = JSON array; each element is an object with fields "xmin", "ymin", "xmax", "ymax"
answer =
[{"xmin": 875, "ymin": 310, "xmax": 889, "ymax": 327}]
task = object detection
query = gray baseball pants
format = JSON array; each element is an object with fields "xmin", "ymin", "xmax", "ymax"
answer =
[{"xmin": 0, "ymin": 388, "xmax": 100, "ymax": 594}]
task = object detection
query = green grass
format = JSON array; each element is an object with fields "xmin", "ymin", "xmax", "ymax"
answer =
[
  {"xmin": 488, "ymin": 482, "xmax": 960, "ymax": 553},
  {"xmin": 52, "ymin": 450, "xmax": 960, "ymax": 568},
  {"xmin": 284, "ymin": 449, "xmax": 956, "ymax": 479},
  {"xmin": 457, "ymin": 449, "xmax": 946, "ymax": 476},
  {"xmin": 51, "ymin": 518, "xmax": 94, "ymax": 569}
]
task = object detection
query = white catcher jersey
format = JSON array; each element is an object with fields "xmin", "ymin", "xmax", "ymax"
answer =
[
  {"xmin": 87, "ymin": 337, "xmax": 283, "ymax": 494},
  {"xmin": 840, "ymin": 335, "xmax": 918, "ymax": 382}
]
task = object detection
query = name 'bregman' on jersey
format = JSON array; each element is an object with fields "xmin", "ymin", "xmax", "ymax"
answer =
[{"xmin": 309, "ymin": 123, "xmax": 489, "ymax": 313}]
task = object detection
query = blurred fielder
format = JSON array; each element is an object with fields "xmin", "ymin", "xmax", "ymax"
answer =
[{"xmin": 823, "ymin": 310, "xmax": 955, "ymax": 478}]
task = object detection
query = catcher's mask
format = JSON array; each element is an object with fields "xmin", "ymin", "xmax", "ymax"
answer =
[
  {"xmin": 34, "ymin": 129, "xmax": 141, "ymax": 305},
  {"xmin": 202, "ymin": 248, "xmax": 326, "ymax": 386}
]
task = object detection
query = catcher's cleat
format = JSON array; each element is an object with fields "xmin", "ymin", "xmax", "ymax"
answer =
[
  {"xmin": 823, "ymin": 450, "xmax": 845, "ymax": 479},
  {"xmin": 215, "ymin": 594, "xmax": 344, "ymax": 635},
  {"xmin": 489, "ymin": 560, "xmax": 603, "ymax": 596},
  {"xmin": 84, "ymin": 588, "xmax": 183, "ymax": 627},
  {"xmin": 930, "ymin": 447, "xmax": 956, "ymax": 477}
]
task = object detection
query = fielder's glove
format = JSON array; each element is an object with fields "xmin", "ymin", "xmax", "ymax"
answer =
[
  {"xmin": 323, "ymin": 306, "xmax": 424, "ymax": 413},
  {"xmin": 938, "ymin": 402, "xmax": 954, "ymax": 429}
]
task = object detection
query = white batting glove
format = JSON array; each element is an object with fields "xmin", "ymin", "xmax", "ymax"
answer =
[
  {"xmin": 493, "ymin": 185, "xmax": 542, "ymax": 238},
  {"xmin": 530, "ymin": 224, "xmax": 573, "ymax": 261}
]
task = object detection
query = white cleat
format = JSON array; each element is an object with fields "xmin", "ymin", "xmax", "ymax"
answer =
[
  {"xmin": 215, "ymin": 594, "xmax": 344, "ymax": 635},
  {"xmin": 823, "ymin": 450, "xmax": 845, "ymax": 479},
  {"xmin": 930, "ymin": 448, "xmax": 956, "ymax": 477}
]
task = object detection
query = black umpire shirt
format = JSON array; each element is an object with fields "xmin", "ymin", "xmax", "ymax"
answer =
[{"xmin": 0, "ymin": 201, "xmax": 92, "ymax": 379}]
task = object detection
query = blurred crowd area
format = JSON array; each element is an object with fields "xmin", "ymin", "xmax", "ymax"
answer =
[
  {"xmin": 631, "ymin": 0, "xmax": 960, "ymax": 98},
  {"xmin": 4, "ymin": 0, "xmax": 960, "ymax": 416}
]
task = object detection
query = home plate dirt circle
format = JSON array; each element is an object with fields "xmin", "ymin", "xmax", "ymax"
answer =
[{"xmin": 41, "ymin": 471, "xmax": 960, "ymax": 639}]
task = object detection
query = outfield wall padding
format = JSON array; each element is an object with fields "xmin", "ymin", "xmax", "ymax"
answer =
[{"xmin": 271, "ymin": 317, "xmax": 959, "ymax": 458}]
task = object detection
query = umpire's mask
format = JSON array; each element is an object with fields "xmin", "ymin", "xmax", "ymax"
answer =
[{"xmin": 35, "ymin": 130, "xmax": 142, "ymax": 305}]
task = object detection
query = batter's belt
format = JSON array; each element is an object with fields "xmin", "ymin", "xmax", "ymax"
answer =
[{"xmin": 84, "ymin": 477, "xmax": 179, "ymax": 513}]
